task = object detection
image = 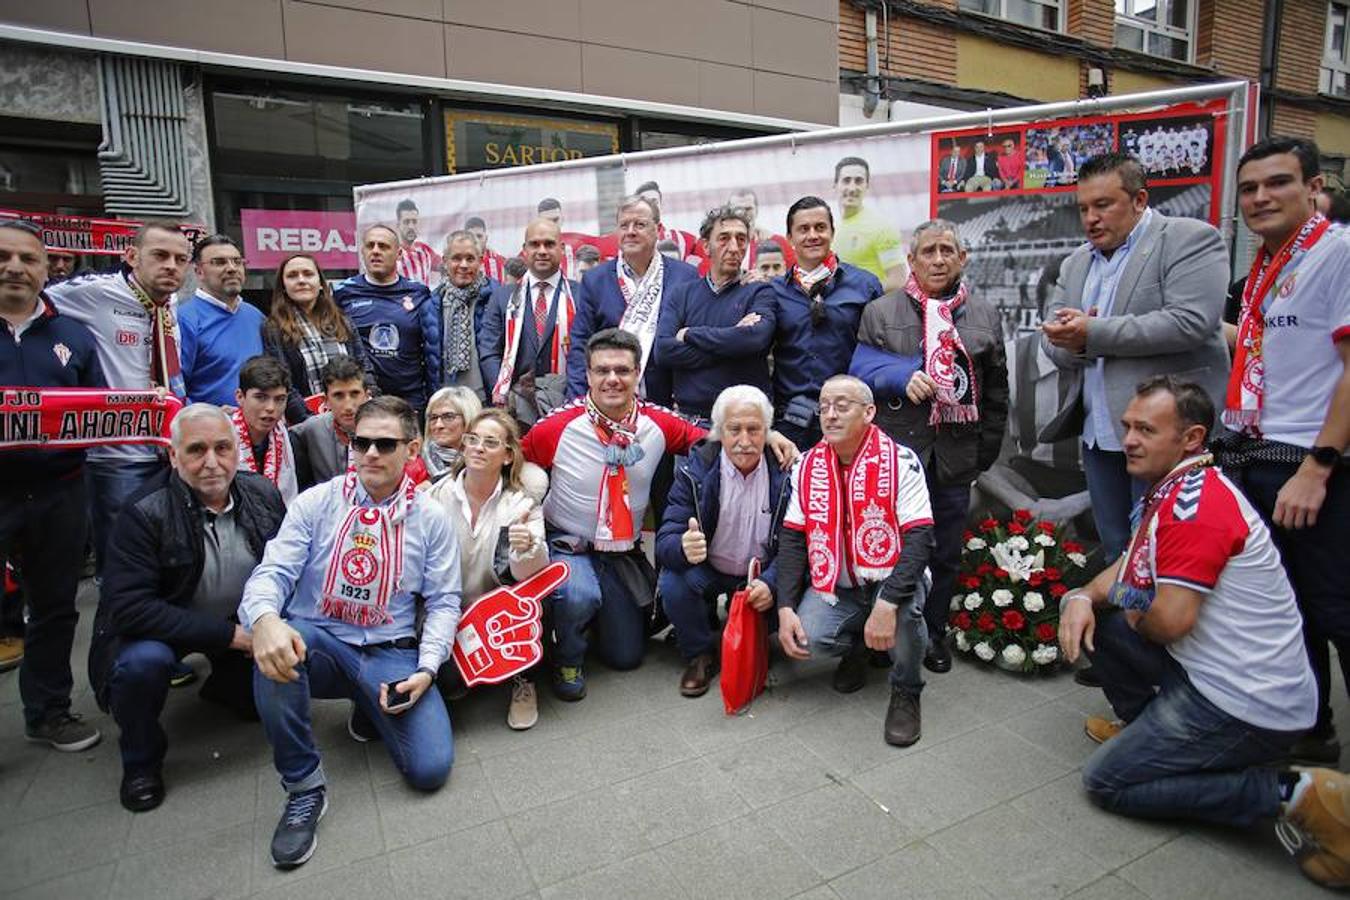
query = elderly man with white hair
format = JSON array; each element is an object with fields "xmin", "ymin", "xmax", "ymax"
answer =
[
  {"xmin": 655, "ymin": 385, "xmax": 793, "ymax": 696},
  {"xmin": 89, "ymin": 403, "xmax": 287, "ymax": 812}
]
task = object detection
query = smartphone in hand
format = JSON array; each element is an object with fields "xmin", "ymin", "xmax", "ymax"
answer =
[{"xmin": 384, "ymin": 679, "xmax": 414, "ymax": 712}]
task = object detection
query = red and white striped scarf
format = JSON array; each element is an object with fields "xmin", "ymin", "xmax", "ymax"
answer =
[
  {"xmin": 230, "ymin": 405, "xmax": 297, "ymax": 502},
  {"xmin": 586, "ymin": 395, "xmax": 643, "ymax": 551},
  {"xmin": 792, "ymin": 252, "xmax": 838, "ymax": 297},
  {"xmin": 320, "ymin": 468, "xmax": 416, "ymax": 626},
  {"xmin": 491, "ymin": 276, "xmax": 574, "ymax": 406},
  {"xmin": 906, "ymin": 271, "xmax": 979, "ymax": 425}
]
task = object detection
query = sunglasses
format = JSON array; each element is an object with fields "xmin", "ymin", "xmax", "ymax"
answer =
[{"xmin": 351, "ymin": 436, "xmax": 408, "ymax": 455}]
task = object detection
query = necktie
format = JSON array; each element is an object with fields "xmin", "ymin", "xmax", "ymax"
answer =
[{"xmin": 534, "ymin": 281, "xmax": 550, "ymax": 337}]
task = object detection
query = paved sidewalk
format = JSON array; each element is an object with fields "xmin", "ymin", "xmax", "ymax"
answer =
[{"xmin": 1, "ymin": 581, "xmax": 1342, "ymax": 899}]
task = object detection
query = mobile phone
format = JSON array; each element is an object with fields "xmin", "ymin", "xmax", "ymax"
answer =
[{"xmin": 384, "ymin": 680, "xmax": 414, "ymax": 710}]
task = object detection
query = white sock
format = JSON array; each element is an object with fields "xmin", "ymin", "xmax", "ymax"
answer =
[{"xmin": 1286, "ymin": 772, "xmax": 1315, "ymax": 813}]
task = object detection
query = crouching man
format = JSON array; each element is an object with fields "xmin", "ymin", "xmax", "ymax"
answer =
[
  {"xmin": 91, "ymin": 404, "xmax": 286, "ymax": 812},
  {"xmin": 775, "ymin": 375, "xmax": 934, "ymax": 746},
  {"xmin": 241, "ymin": 396, "xmax": 461, "ymax": 869},
  {"xmin": 1059, "ymin": 377, "xmax": 1350, "ymax": 889}
]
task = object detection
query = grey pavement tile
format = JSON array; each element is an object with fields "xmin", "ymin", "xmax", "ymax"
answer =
[
  {"xmin": 1009, "ymin": 772, "xmax": 1178, "ymax": 870},
  {"xmin": 1000, "ymin": 699, "xmax": 1104, "ymax": 768},
  {"xmin": 1064, "ymin": 875, "xmax": 1151, "ymax": 900},
  {"xmin": 0, "ymin": 799, "xmax": 132, "ymax": 890},
  {"xmin": 452, "ymin": 683, "xmax": 571, "ymax": 759},
  {"xmin": 708, "ymin": 732, "xmax": 835, "ymax": 810},
  {"xmin": 248, "ymin": 857, "xmax": 392, "ymax": 900},
  {"xmin": 927, "ymin": 804, "xmax": 1107, "ymax": 900},
  {"xmin": 0, "ymin": 729, "xmax": 48, "ymax": 811},
  {"xmin": 828, "ymin": 841, "xmax": 993, "ymax": 900},
  {"xmin": 1191, "ymin": 822, "xmax": 1337, "ymax": 900},
  {"xmin": 480, "ymin": 727, "xmax": 608, "ymax": 814},
  {"xmin": 125, "ymin": 764, "xmax": 259, "ymax": 853},
  {"xmin": 755, "ymin": 782, "xmax": 917, "ymax": 880},
  {"xmin": 538, "ymin": 851, "xmax": 687, "ymax": 900},
  {"xmin": 10, "ymin": 720, "xmax": 122, "ymax": 822},
  {"xmin": 792, "ymin": 697, "xmax": 958, "ymax": 777},
  {"xmin": 250, "ymin": 776, "xmax": 385, "ymax": 890},
  {"xmin": 8, "ymin": 863, "xmax": 115, "ymax": 900},
  {"xmin": 387, "ymin": 818, "xmax": 536, "ymax": 900},
  {"xmin": 656, "ymin": 817, "xmax": 822, "ymax": 900},
  {"xmin": 1118, "ymin": 833, "xmax": 1313, "ymax": 900},
  {"xmin": 108, "ymin": 821, "xmax": 254, "ymax": 900},
  {"xmin": 612, "ymin": 756, "xmax": 751, "ymax": 847},
  {"xmin": 1056, "ymin": 684, "xmax": 1118, "ymax": 719},
  {"xmin": 375, "ymin": 757, "xmax": 502, "ymax": 851},
  {"xmin": 917, "ymin": 660, "xmax": 1063, "ymax": 725},
  {"xmin": 506, "ymin": 785, "xmax": 651, "ymax": 887},
  {"xmin": 789, "ymin": 888, "xmax": 842, "ymax": 900},
  {"xmin": 658, "ymin": 689, "xmax": 820, "ymax": 757},
  {"xmin": 850, "ymin": 724, "xmax": 1072, "ymax": 836},
  {"xmin": 571, "ymin": 710, "xmax": 697, "ymax": 786}
]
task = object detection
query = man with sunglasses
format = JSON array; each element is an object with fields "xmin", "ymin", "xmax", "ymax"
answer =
[
  {"xmin": 770, "ymin": 196, "xmax": 885, "ymax": 450},
  {"xmin": 243, "ymin": 395, "xmax": 461, "ymax": 870}
]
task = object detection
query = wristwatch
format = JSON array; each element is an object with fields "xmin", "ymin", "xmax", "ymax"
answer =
[{"xmin": 1309, "ymin": 446, "xmax": 1342, "ymax": 468}]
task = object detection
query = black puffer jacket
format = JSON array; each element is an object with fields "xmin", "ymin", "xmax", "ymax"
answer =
[{"xmin": 88, "ymin": 470, "xmax": 286, "ymax": 708}]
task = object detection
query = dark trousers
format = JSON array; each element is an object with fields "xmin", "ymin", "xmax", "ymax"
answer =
[
  {"xmin": 1228, "ymin": 462, "xmax": 1350, "ymax": 737},
  {"xmin": 925, "ymin": 472, "xmax": 971, "ymax": 642},
  {"xmin": 776, "ymin": 417, "xmax": 822, "ymax": 453},
  {"xmin": 0, "ymin": 478, "xmax": 88, "ymax": 727},
  {"xmin": 658, "ymin": 565, "xmax": 744, "ymax": 661},
  {"xmin": 108, "ymin": 639, "xmax": 255, "ymax": 773}
]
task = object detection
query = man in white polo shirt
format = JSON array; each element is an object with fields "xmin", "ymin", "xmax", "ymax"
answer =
[{"xmin": 1060, "ymin": 376, "xmax": 1350, "ymax": 889}]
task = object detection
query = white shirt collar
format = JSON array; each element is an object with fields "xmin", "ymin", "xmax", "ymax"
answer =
[
  {"xmin": 194, "ymin": 288, "xmax": 240, "ymax": 314},
  {"xmin": 526, "ymin": 270, "xmax": 561, "ymax": 294},
  {"xmin": 9, "ymin": 300, "xmax": 47, "ymax": 340}
]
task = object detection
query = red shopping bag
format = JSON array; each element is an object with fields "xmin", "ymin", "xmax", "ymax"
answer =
[{"xmin": 720, "ymin": 558, "xmax": 768, "ymax": 715}]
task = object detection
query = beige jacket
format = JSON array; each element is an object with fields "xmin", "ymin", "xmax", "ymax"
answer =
[{"xmin": 429, "ymin": 472, "xmax": 548, "ymax": 606}]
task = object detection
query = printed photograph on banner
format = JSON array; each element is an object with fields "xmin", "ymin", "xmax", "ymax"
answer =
[
  {"xmin": 1023, "ymin": 122, "xmax": 1115, "ymax": 189},
  {"xmin": 1118, "ymin": 115, "xmax": 1214, "ymax": 180},
  {"xmin": 934, "ymin": 130, "xmax": 1025, "ymax": 194}
]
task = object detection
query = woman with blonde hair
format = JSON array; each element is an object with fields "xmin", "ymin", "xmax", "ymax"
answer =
[
  {"xmin": 429, "ymin": 409, "xmax": 549, "ymax": 729},
  {"xmin": 420, "ymin": 386, "xmax": 483, "ymax": 484},
  {"xmin": 261, "ymin": 253, "xmax": 374, "ymax": 424}
]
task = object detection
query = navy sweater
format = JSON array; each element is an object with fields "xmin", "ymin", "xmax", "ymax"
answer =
[{"xmin": 768, "ymin": 262, "xmax": 883, "ymax": 408}]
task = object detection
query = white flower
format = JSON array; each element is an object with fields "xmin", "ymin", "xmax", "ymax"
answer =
[
  {"xmin": 1033, "ymin": 534, "xmax": 1056, "ymax": 547},
  {"xmin": 963, "ymin": 592, "xmax": 983, "ymax": 610},
  {"xmin": 954, "ymin": 632, "xmax": 971, "ymax": 652},
  {"xmin": 1032, "ymin": 644, "xmax": 1059, "ymax": 665},
  {"xmin": 965, "ymin": 537, "xmax": 987, "ymax": 551},
  {"xmin": 974, "ymin": 641, "xmax": 995, "ymax": 661},
  {"xmin": 1006, "ymin": 536, "xmax": 1029, "ymax": 552},
  {"xmin": 950, "ymin": 594, "xmax": 962, "ymax": 612},
  {"xmin": 1023, "ymin": 591, "xmax": 1045, "ymax": 612},
  {"xmin": 1068, "ymin": 552, "xmax": 1088, "ymax": 568},
  {"xmin": 1001, "ymin": 644, "xmax": 1027, "ymax": 666},
  {"xmin": 991, "ymin": 589, "xmax": 1014, "ymax": 608}
]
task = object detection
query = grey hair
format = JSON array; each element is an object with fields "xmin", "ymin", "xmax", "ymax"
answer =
[
  {"xmin": 821, "ymin": 374, "xmax": 874, "ymax": 405},
  {"xmin": 698, "ymin": 204, "xmax": 753, "ymax": 243},
  {"xmin": 360, "ymin": 222, "xmax": 399, "ymax": 245},
  {"xmin": 911, "ymin": 218, "xmax": 965, "ymax": 252},
  {"xmin": 170, "ymin": 403, "xmax": 234, "ymax": 448},
  {"xmin": 708, "ymin": 385, "xmax": 774, "ymax": 441},
  {"xmin": 442, "ymin": 229, "xmax": 480, "ymax": 253},
  {"xmin": 616, "ymin": 194, "xmax": 660, "ymax": 225},
  {"xmin": 426, "ymin": 385, "xmax": 483, "ymax": 431}
]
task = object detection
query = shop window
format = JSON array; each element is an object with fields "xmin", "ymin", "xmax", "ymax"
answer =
[
  {"xmin": 1324, "ymin": 1, "xmax": 1350, "ymax": 98},
  {"xmin": 1114, "ymin": 0, "xmax": 1194, "ymax": 63},
  {"xmin": 959, "ymin": 0, "xmax": 1063, "ymax": 32}
]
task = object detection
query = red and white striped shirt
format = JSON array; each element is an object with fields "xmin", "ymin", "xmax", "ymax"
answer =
[{"xmin": 397, "ymin": 241, "xmax": 442, "ymax": 288}]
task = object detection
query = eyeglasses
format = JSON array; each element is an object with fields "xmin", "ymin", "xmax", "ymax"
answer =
[
  {"xmin": 462, "ymin": 433, "xmax": 505, "ymax": 451},
  {"xmin": 351, "ymin": 436, "xmax": 408, "ymax": 455},
  {"xmin": 202, "ymin": 257, "xmax": 246, "ymax": 269},
  {"xmin": 427, "ymin": 412, "xmax": 463, "ymax": 425},
  {"xmin": 819, "ymin": 399, "xmax": 864, "ymax": 414},
  {"xmin": 589, "ymin": 365, "xmax": 636, "ymax": 379},
  {"xmin": 617, "ymin": 219, "xmax": 654, "ymax": 233}
]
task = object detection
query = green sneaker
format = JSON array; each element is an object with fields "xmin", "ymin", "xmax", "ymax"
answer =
[{"xmin": 552, "ymin": 664, "xmax": 587, "ymax": 702}]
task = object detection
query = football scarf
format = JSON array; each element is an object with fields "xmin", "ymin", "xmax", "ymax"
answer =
[
  {"xmin": 125, "ymin": 273, "xmax": 186, "ymax": 400},
  {"xmin": 320, "ymin": 468, "xmax": 417, "ymax": 627},
  {"xmin": 491, "ymin": 277, "xmax": 574, "ymax": 406},
  {"xmin": 586, "ymin": 394, "xmax": 645, "ymax": 551},
  {"xmin": 616, "ymin": 254, "xmax": 666, "ymax": 377},
  {"xmin": 906, "ymin": 271, "xmax": 979, "ymax": 425},
  {"xmin": 1108, "ymin": 454, "xmax": 1212, "ymax": 612},
  {"xmin": 230, "ymin": 405, "xmax": 297, "ymax": 503}
]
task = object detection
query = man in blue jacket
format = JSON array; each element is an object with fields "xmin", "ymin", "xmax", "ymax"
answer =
[
  {"xmin": 432, "ymin": 229, "xmax": 496, "ymax": 401},
  {"xmin": 336, "ymin": 224, "xmax": 440, "ymax": 414},
  {"xmin": 770, "ymin": 196, "xmax": 885, "ymax": 449},
  {"xmin": 0, "ymin": 220, "xmax": 106, "ymax": 754},
  {"xmin": 656, "ymin": 386, "xmax": 791, "ymax": 696},
  {"xmin": 654, "ymin": 205, "xmax": 776, "ymax": 425},
  {"xmin": 566, "ymin": 195, "xmax": 699, "ymax": 403}
]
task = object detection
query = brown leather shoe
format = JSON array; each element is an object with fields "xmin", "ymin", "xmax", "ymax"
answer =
[
  {"xmin": 1085, "ymin": 716, "xmax": 1125, "ymax": 744},
  {"xmin": 1279, "ymin": 768, "xmax": 1350, "ymax": 888},
  {"xmin": 679, "ymin": 653, "xmax": 719, "ymax": 698}
]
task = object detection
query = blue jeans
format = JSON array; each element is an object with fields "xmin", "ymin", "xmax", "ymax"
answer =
[
  {"xmin": 1082, "ymin": 611, "xmax": 1299, "ymax": 826},
  {"xmin": 109, "ymin": 639, "xmax": 253, "ymax": 773},
  {"xmin": 86, "ymin": 457, "xmax": 165, "ymax": 575},
  {"xmin": 548, "ymin": 548, "xmax": 647, "ymax": 670},
  {"xmin": 1080, "ymin": 445, "xmax": 1145, "ymax": 562},
  {"xmin": 253, "ymin": 620, "xmax": 453, "ymax": 793},
  {"xmin": 796, "ymin": 582, "xmax": 928, "ymax": 696},
  {"xmin": 659, "ymin": 565, "xmax": 744, "ymax": 660}
]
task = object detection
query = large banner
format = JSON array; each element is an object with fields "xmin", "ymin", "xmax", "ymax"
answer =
[{"xmin": 0, "ymin": 209, "xmax": 208, "ymax": 256}]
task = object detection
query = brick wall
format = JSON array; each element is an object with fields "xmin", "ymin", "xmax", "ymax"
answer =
[
  {"xmin": 1066, "ymin": 0, "xmax": 1114, "ymax": 47},
  {"xmin": 1274, "ymin": 0, "xmax": 1326, "ymax": 95},
  {"xmin": 839, "ymin": 1, "xmax": 958, "ymax": 86}
]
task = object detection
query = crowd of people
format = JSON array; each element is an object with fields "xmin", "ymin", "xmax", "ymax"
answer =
[{"xmin": 1, "ymin": 134, "xmax": 1348, "ymax": 886}]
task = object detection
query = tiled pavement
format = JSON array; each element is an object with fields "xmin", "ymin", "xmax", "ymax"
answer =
[{"xmin": 1, "ymin": 582, "xmax": 1343, "ymax": 899}]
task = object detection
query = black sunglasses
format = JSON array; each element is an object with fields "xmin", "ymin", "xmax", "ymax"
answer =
[{"xmin": 351, "ymin": 436, "xmax": 409, "ymax": 455}]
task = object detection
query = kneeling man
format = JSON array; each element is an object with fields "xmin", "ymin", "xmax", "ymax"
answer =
[
  {"xmin": 91, "ymin": 404, "xmax": 286, "ymax": 812},
  {"xmin": 775, "ymin": 375, "xmax": 934, "ymax": 746},
  {"xmin": 1060, "ymin": 377, "xmax": 1349, "ymax": 889},
  {"xmin": 242, "ymin": 396, "xmax": 461, "ymax": 869}
]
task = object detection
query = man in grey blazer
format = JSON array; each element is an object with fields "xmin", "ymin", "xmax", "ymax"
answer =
[
  {"xmin": 289, "ymin": 355, "xmax": 369, "ymax": 491},
  {"xmin": 1041, "ymin": 152, "xmax": 1229, "ymax": 562}
]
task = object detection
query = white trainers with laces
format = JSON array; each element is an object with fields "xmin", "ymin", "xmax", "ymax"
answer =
[{"xmin": 507, "ymin": 675, "xmax": 538, "ymax": 731}]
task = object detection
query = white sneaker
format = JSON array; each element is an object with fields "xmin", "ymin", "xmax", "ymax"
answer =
[{"xmin": 507, "ymin": 675, "xmax": 538, "ymax": 731}]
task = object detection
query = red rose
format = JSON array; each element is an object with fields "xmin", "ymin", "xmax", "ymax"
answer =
[
  {"xmin": 1036, "ymin": 622, "xmax": 1056, "ymax": 642},
  {"xmin": 963, "ymin": 530, "xmax": 975, "ymax": 542},
  {"xmin": 1028, "ymin": 571, "xmax": 1046, "ymax": 587},
  {"xmin": 976, "ymin": 612, "xmax": 996, "ymax": 633},
  {"xmin": 960, "ymin": 575, "xmax": 982, "ymax": 590},
  {"xmin": 953, "ymin": 611, "xmax": 972, "ymax": 630},
  {"xmin": 1001, "ymin": 610, "xmax": 1026, "ymax": 631},
  {"xmin": 979, "ymin": 518, "xmax": 999, "ymax": 533},
  {"xmin": 1037, "ymin": 521, "xmax": 1057, "ymax": 535},
  {"xmin": 1012, "ymin": 508, "xmax": 1033, "ymax": 524},
  {"xmin": 976, "ymin": 563, "xmax": 995, "ymax": 576},
  {"xmin": 1049, "ymin": 583, "xmax": 1068, "ymax": 597},
  {"xmin": 1044, "ymin": 567, "xmax": 1062, "ymax": 581},
  {"xmin": 1007, "ymin": 521, "xmax": 1026, "ymax": 535},
  {"xmin": 1063, "ymin": 541, "xmax": 1084, "ymax": 554},
  {"xmin": 994, "ymin": 568, "xmax": 1009, "ymax": 581}
]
